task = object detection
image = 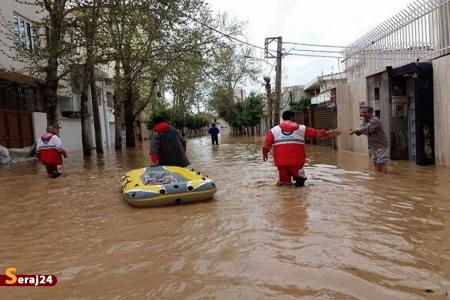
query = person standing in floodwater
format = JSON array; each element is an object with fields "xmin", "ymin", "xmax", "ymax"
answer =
[
  {"xmin": 350, "ymin": 106, "xmax": 390, "ymax": 173},
  {"xmin": 149, "ymin": 116, "xmax": 190, "ymax": 167},
  {"xmin": 36, "ymin": 126, "xmax": 67, "ymax": 178},
  {"xmin": 208, "ymin": 123, "xmax": 220, "ymax": 145},
  {"xmin": 262, "ymin": 110, "xmax": 341, "ymax": 187}
]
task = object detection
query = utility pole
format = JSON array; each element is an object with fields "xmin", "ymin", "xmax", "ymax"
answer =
[
  {"xmin": 264, "ymin": 36, "xmax": 282, "ymax": 126},
  {"xmin": 263, "ymin": 76, "xmax": 272, "ymax": 128},
  {"xmin": 274, "ymin": 37, "xmax": 282, "ymax": 125}
]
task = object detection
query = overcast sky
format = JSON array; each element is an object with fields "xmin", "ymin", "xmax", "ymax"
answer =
[{"xmin": 205, "ymin": 0, "xmax": 413, "ymax": 91}]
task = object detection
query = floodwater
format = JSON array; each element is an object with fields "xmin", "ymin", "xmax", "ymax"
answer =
[{"xmin": 1, "ymin": 134, "xmax": 450, "ymax": 299}]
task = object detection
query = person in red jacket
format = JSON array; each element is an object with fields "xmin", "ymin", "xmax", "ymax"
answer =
[
  {"xmin": 36, "ymin": 126, "xmax": 67, "ymax": 178},
  {"xmin": 149, "ymin": 116, "xmax": 190, "ymax": 167},
  {"xmin": 262, "ymin": 110, "xmax": 340, "ymax": 187}
]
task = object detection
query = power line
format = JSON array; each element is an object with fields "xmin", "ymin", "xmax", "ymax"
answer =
[
  {"xmin": 285, "ymin": 53, "xmax": 344, "ymax": 59},
  {"xmin": 157, "ymin": 0, "xmax": 351, "ymax": 61},
  {"xmin": 242, "ymin": 55, "xmax": 275, "ymax": 67},
  {"xmin": 156, "ymin": 0, "xmax": 276, "ymax": 54},
  {"xmin": 283, "ymin": 41, "xmax": 347, "ymax": 48},
  {"xmin": 287, "ymin": 47, "xmax": 343, "ymax": 54}
]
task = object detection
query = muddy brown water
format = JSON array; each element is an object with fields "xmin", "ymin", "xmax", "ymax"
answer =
[{"xmin": 1, "ymin": 135, "xmax": 450, "ymax": 299}]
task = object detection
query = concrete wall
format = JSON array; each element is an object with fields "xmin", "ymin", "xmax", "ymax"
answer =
[
  {"xmin": 336, "ymin": 81, "xmax": 368, "ymax": 153},
  {"xmin": 432, "ymin": 55, "xmax": 450, "ymax": 166},
  {"xmin": 59, "ymin": 119, "xmax": 82, "ymax": 152},
  {"xmin": 32, "ymin": 112, "xmax": 47, "ymax": 142},
  {"xmin": 33, "ymin": 112, "xmax": 82, "ymax": 152}
]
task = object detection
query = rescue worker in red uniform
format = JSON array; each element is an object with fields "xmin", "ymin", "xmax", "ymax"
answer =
[
  {"xmin": 36, "ymin": 126, "xmax": 67, "ymax": 178},
  {"xmin": 262, "ymin": 111, "xmax": 341, "ymax": 187}
]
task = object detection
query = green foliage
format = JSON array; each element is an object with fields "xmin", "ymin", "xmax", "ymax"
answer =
[
  {"xmin": 239, "ymin": 92, "xmax": 263, "ymax": 127},
  {"xmin": 209, "ymin": 86, "xmax": 234, "ymax": 124},
  {"xmin": 290, "ymin": 97, "xmax": 311, "ymax": 112},
  {"xmin": 7, "ymin": 0, "xmax": 259, "ymax": 135},
  {"xmin": 185, "ymin": 115, "xmax": 209, "ymax": 131},
  {"xmin": 146, "ymin": 106, "xmax": 172, "ymax": 129},
  {"xmin": 147, "ymin": 103, "xmax": 208, "ymax": 132},
  {"xmin": 207, "ymin": 43, "xmax": 261, "ymax": 119},
  {"xmin": 209, "ymin": 90, "xmax": 262, "ymax": 129}
]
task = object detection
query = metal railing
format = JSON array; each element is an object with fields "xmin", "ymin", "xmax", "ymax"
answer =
[{"xmin": 343, "ymin": 0, "xmax": 450, "ymax": 82}]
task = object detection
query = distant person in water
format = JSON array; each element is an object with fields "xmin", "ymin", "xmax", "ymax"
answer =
[
  {"xmin": 262, "ymin": 110, "xmax": 341, "ymax": 187},
  {"xmin": 208, "ymin": 123, "xmax": 220, "ymax": 145},
  {"xmin": 36, "ymin": 126, "xmax": 67, "ymax": 178},
  {"xmin": 149, "ymin": 116, "xmax": 190, "ymax": 167}
]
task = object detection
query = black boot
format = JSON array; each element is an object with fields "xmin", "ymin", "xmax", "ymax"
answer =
[
  {"xmin": 50, "ymin": 171, "xmax": 61, "ymax": 178},
  {"xmin": 294, "ymin": 176, "xmax": 306, "ymax": 187}
]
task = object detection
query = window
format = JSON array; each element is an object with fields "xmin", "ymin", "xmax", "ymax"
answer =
[
  {"xmin": 374, "ymin": 87, "xmax": 380, "ymax": 100},
  {"xmin": 13, "ymin": 14, "xmax": 36, "ymax": 51}
]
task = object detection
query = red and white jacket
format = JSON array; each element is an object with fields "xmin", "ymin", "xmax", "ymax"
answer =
[
  {"xmin": 36, "ymin": 133, "xmax": 67, "ymax": 165},
  {"xmin": 262, "ymin": 121, "xmax": 328, "ymax": 167}
]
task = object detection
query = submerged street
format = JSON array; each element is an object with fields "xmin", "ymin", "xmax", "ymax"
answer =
[{"xmin": 1, "ymin": 134, "xmax": 450, "ymax": 299}]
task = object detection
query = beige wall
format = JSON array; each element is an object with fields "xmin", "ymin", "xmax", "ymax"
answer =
[
  {"xmin": 32, "ymin": 112, "xmax": 47, "ymax": 142},
  {"xmin": 336, "ymin": 81, "xmax": 368, "ymax": 154},
  {"xmin": 0, "ymin": 0, "xmax": 45, "ymax": 71},
  {"xmin": 432, "ymin": 55, "xmax": 450, "ymax": 166},
  {"xmin": 60, "ymin": 119, "xmax": 82, "ymax": 152}
]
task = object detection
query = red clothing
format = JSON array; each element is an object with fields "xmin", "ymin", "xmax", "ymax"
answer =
[
  {"xmin": 36, "ymin": 133, "xmax": 67, "ymax": 166},
  {"xmin": 277, "ymin": 165, "xmax": 304, "ymax": 183},
  {"xmin": 262, "ymin": 121, "xmax": 328, "ymax": 167}
]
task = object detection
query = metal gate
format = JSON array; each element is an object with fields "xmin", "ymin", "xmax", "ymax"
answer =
[{"xmin": 0, "ymin": 110, "xmax": 34, "ymax": 148}]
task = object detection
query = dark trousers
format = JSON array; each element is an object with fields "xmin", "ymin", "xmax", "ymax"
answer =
[
  {"xmin": 45, "ymin": 164, "xmax": 62, "ymax": 178},
  {"xmin": 211, "ymin": 136, "xmax": 219, "ymax": 145}
]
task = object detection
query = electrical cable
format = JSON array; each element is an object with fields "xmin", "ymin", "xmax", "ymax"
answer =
[
  {"xmin": 283, "ymin": 41, "xmax": 346, "ymax": 48},
  {"xmin": 155, "ymin": 0, "xmax": 277, "ymax": 54}
]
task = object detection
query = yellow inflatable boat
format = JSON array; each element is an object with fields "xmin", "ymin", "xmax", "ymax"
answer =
[{"xmin": 120, "ymin": 166, "xmax": 217, "ymax": 207}]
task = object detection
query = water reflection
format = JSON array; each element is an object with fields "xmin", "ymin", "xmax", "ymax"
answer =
[{"xmin": 1, "ymin": 135, "xmax": 450, "ymax": 299}]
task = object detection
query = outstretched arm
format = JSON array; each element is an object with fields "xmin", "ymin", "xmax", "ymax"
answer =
[
  {"xmin": 306, "ymin": 127, "xmax": 341, "ymax": 139},
  {"xmin": 305, "ymin": 127, "xmax": 328, "ymax": 139},
  {"xmin": 350, "ymin": 118, "xmax": 379, "ymax": 136}
]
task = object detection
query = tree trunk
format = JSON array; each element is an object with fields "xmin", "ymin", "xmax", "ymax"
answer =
[
  {"xmin": 114, "ymin": 104, "xmax": 122, "ymax": 150},
  {"xmin": 124, "ymin": 84, "xmax": 135, "ymax": 147},
  {"xmin": 81, "ymin": 33, "xmax": 96, "ymax": 157},
  {"xmin": 44, "ymin": 2, "xmax": 65, "ymax": 129},
  {"xmin": 80, "ymin": 89, "xmax": 91, "ymax": 157},
  {"xmin": 80, "ymin": 54, "xmax": 94, "ymax": 157},
  {"xmin": 86, "ymin": 1, "xmax": 103, "ymax": 154},
  {"xmin": 90, "ymin": 75, "xmax": 103, "ymax": 154},
  {"xmin": 43, "ymin": 74, "xmax": 59, "ymax": 128}
]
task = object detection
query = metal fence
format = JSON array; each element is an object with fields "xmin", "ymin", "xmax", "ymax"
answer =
[
  {"xmin": 0, "ymin": 80, "xmax": 44, "ymax": 112},
  {"xmin": 343, "ymin": 0, "xmax": 450, "ymax": 82}
]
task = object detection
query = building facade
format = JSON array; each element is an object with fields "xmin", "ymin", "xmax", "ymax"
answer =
[
  {"xmin": 340, "ymin": 0, "xmax": 450, "ymax": 166},
  {"xmin": 0, "ymin": 1, "xmax": 116, "ymax": 153}
]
